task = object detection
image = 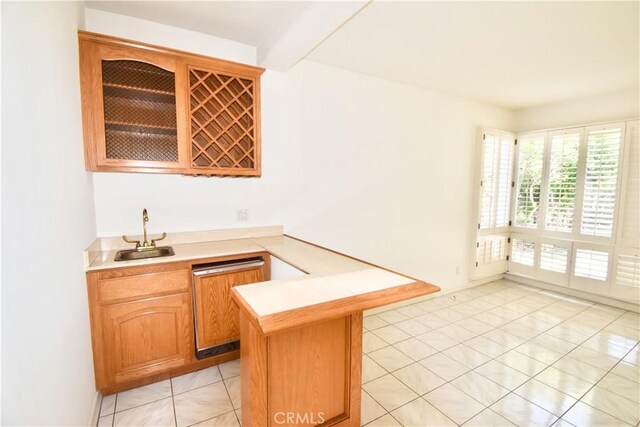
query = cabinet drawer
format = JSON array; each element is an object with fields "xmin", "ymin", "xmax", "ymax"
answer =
[{"xmin": 99, "ymin": 269, "xmax": 189, "ymax": 303}]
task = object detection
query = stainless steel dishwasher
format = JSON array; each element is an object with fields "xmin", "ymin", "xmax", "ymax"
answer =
[{"xmin": 192, "ymin": 257, "xmax": 265, "ymax": 359}]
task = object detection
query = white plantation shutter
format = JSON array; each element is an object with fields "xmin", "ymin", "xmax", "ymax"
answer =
[
  {"xmin": 538, "ymin": 239, "xmax": 572, "ymax": 286},
  {"xmin": 475, "ymin": 234, "xmax": 510, "ymax": 278},
  {"xmin": 514, "ymin": 135, "xmax": 545, "ymax": 229},
  {"xmin": 580, "ymin": 125, "xmax": 623, "ymax": 238},
  {"xmin": 573, "ymin": 247, "xmax": 610, "ymax": 281},
  {"xmin": 496, "ymin": 135, "xmax": 514, "ymax": 228},
  {"xmin": 511, "ymin": 238, "xmax": 536, "ymax": 266},
  {"xmin": 479, "ymin": 134, "xmax": 497, "ymax": 230},
  {"xmin": 475, "ymin": 234, "xmax": 509, "ymax": 276},
  {"xmin": 611, "ymin": 247, "xmax": 640, "ymax": 301},
  {"xmin": 479, "ymin": 132, "xmax": 513, "ymax": 230},
  {"xmin": 508, "ymin": 234, "xmax": 537, "ymax": 276},
  {"xmin": 615, "ymin": 252, "xmax": 640, "ymax": 288},
  {"xmin": 540, "ymin": 243, "xmax": 569, "ymax": 273},
  {"xmin": 618, "ymin": 121, "xmax": 639, "ymax": 248},
  {"xmin": 546, "ymin": 131, "xmax": 580, "ymax": 233}
]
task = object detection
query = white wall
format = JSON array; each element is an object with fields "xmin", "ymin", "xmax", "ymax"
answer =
[
  {"xmin": 278, "ymin": 61, "xmax": 513, "ymax": 288},
  {"xmin": 84, "ymin": 8, "xmax": 256, "ymax": 64},
  {"xmin": 513, "ymin": 88, "xmax": 639, "ymax": 132},
  {"xmin": 85, "ymin": 11, "xmax": 513, "ymax": 291},
  {"xmin": 1, "ymin": 2, "xmax": 98, "ymax": 425}
]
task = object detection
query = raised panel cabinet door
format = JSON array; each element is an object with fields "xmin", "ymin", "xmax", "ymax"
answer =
[
  {"xmin": 79, "ymin": 34, "xmax": 189, "ymax": 172},
  {"xmin": 194, "ymin": 266, "xmax": 264, "ymax": 350},
  {"xmin": 101, "ymin": 293, "xmax": 192, "ymax": 384}
]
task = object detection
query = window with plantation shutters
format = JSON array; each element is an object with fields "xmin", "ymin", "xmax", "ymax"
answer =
[
  {"xmin": 514, "ymin": 135, "xmax": 545, "ymax": 229},
  {"xmin": 546, "ymin": 131, "xmax": 580, "ymax": 233},
  {"xmin": 472, "ymin": 120, "xmax": 636, "ymax": 303},
  {"xmin": 580, "ymin": 126, "xmax": 623, "ymax": 238}
]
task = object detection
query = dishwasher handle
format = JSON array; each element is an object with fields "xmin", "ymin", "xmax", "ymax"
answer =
[{"xmin": 192, "ymin": 259, "xmax": 264, "ymax": 276}]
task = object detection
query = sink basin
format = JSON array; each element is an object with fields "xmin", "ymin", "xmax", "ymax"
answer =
[{"xmin": 114, "ymin": 246, "xmax": 175, "ymax": 262}]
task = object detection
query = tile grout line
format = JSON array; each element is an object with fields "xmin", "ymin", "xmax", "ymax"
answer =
[
  {"xmin": 111, "ymin": 394, "xmax": 117, "ymax": 427},
  {"xmin": 169, "ymin": 376, "xmax": 178, "ymax": 427},
  {"xmin": 96, "ymin": 395, "xmax": 104, "ymax": 427},
  {"xmin": 220, "ymin": 372, "xmax": 242, "ymax": 426}
]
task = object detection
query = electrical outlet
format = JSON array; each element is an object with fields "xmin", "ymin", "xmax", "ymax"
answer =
[{"xmin": 236, "ymin": 208, "xmax": 249, "ymax": 222}]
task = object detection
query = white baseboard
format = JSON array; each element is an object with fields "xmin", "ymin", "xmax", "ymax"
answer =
[
  {"xmin": 89, "ymin": 391, "xmax": 101, "ymax": 427},
  {"xmin": 505, "ymin": 273, "xmax": 640, "ymax": 313}
]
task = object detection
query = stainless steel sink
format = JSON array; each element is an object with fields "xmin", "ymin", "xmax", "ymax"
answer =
[{"xmin": 114, "ymin": 246, "xmax": 175, "ymax": 262}]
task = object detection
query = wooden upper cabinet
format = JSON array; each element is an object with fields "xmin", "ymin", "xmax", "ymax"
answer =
[{"xmin": 78, "ymin": 31, "xmax": 264, "ymax": 176}]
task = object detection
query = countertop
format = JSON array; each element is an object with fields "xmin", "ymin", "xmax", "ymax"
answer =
[{"xmin": 85, "ymin": 227, "xmax": 440, "ymax": 335}]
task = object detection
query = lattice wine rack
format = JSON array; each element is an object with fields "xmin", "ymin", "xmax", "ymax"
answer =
[{"xmin": 189, "ymin": 67, "xmax": 258, "ymax": 172}]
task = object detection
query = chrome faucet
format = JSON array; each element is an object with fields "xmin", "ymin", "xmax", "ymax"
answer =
[{"xmin": 122, "ymin": 208, "xmax": 167, "ymax": 251}]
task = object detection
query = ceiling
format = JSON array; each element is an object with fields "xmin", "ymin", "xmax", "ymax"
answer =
[
  {"xmin": 308, "ymin": 1, "xmax": 640, "ymax": 110},
  {"xmin": 85, "ymin": 1, "xmax": 312, "ymax": 46},
  {"xmin": 85, "ymin": 1, "xmax": 639, "ymax": 111}
]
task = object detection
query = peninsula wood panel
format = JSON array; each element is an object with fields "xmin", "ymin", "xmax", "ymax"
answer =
[
  {"xmin": 101, "ymin": 293, "xmax": 192, "ymax": 384},
  {"xmin": 240, "ymin": 311, "xmax": 362, "ymax": 427},
  {"xmin": 268, "ymin": 317, "xmax": 349, "ymax": 426},
  {"xmin": 193, "ymin": 265, "xmax": 264, "ymax": 349}
]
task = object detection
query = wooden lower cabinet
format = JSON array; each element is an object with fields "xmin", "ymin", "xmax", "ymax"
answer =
[
  {"xmin": 87, "ymin": 252, "xmax": 270, "ymax": 393},
  {"xmin": 101, "ymin": 293, "xmax": 192, "ymax": 384}
]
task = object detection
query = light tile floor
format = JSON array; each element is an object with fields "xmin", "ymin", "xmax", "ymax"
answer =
[{"xmin": 96, "ymin": 279, "xmax": 640, "ymax": 427}]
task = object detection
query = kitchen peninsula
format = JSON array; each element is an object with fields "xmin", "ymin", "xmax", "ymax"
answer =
[{"xmin": 84, "ymin": 226, "xmax": 439, "ymax": 426}]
